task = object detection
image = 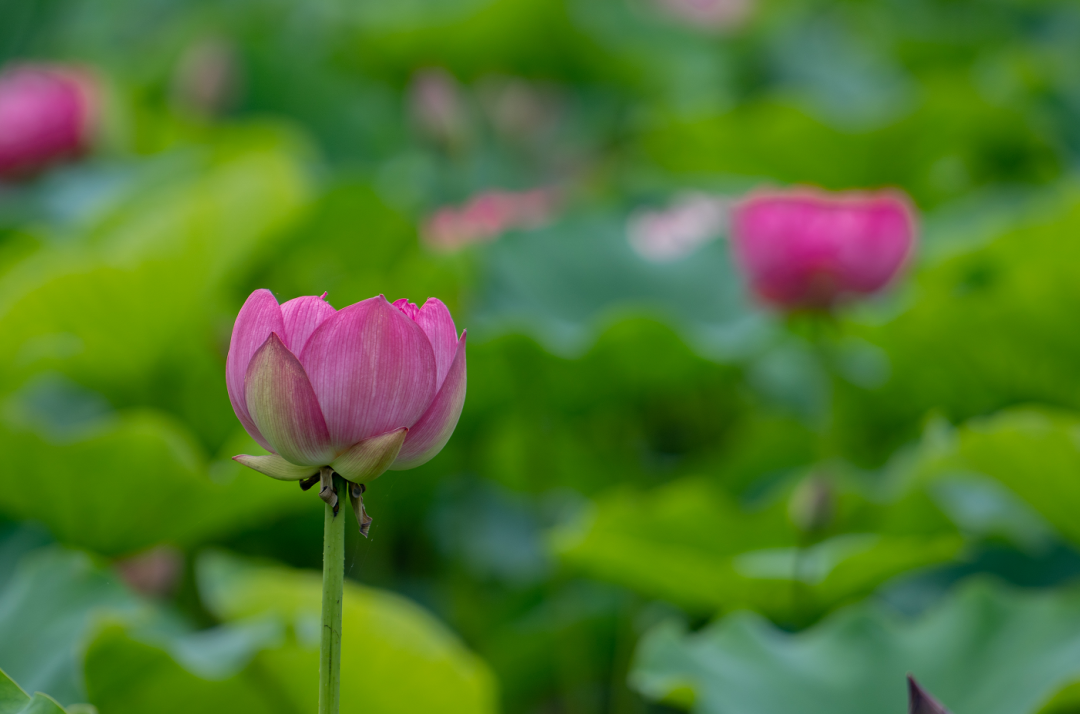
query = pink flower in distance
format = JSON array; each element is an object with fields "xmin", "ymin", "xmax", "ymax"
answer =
[
  {"xmin": 628, "ymin": 191, "xmax": 730, "ymax": 263},
  {"xmin": 653, "ymin": 0, "xmax": 754, "ymax": 32},
  {"xmin": 423, "ymin": 188, "xmax": 558, "ymax": 252},
  {"xmin": 0, "ymin": 63, "xmax": 98, "ymax": 180},
  {"xmin": 730, "ymin": 188, "xmax": 916, "ymax": 310},
  {"xmin": 228, "ymin": 291, "xmax": 466, "ymax": 483}
]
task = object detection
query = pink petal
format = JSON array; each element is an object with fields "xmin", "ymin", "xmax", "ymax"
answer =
[
  {"xmin": 330, "ymin": 427, "xmax": 408, "ymax": 483},
  {"xmin": 280, "ymin": 293, "xmax": 336, "ymax": 354},
  {"xmin": 391, "ymin": 331, "xmax": 466, "ymax": 470},
  {"xmin": 392, "ymin": 298, "xmax": 420, "ymax": 321},
  {"xmin": 300, "ymin": 296, "xmax": 437, "ymax": 451},
  {"xmin": 226, "ymin": 289, "xmax": 284, "ymax": 451},
  {"xmin": 414, "ymin": 298, "xmax": 459, "ymax": 390},
  {"xmin": 245, "ymin": 333, "xmax": 334, "ymax": 466}
]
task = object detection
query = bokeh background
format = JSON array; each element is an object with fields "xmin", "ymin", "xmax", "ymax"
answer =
[{"xmin": 2, "ymin": 0, "xmax": 1080, "ymax": 712}]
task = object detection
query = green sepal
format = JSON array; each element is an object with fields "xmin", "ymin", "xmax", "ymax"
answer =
[{"xmin": 232, "ymin": 454, "xmax": 319, "ymax": 481}]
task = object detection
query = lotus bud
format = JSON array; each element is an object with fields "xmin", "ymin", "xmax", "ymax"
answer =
[
  {"xmin": 730, "ymin": 188, "xmax": 916, "ymax": 310},
  {"xmin": 0, "ymin": 63, "xmax": 98, "ymax": 180},
  {"xmin": 907, "ymin": 675, "xmax": 951, "ymax": 714},
  {"xmin": 788, "ymin": 474, "xmax": 835, "ymax": 535},
  {"xmin": 227, "ymin": 291, "xmax": 466, "ymax": 534}
]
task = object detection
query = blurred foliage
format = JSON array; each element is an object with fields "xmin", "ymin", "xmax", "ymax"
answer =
[
  {"xmin": 2, "ymin": 0, "xmax": 1080, "ymax": 712},
  {"xmin": 630, "ymin": 579, "xmax": 1080, "ymax": 714}
]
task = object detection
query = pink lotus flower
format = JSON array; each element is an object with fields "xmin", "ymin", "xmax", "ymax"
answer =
[
  {"xmin": 0, "ymin": 63, "xmax": 98, "ymax": 180},
  {"xmin": 628, "ymin": 191, "xmax": 730, "ymax": 263},
  {"xmin": 653, "ymin": 0, "xmax": 754, "ymax": 32},
  {"xmin": 423, "ymin": 188, "xmax": 558, "ymax": 252},
  {"xmin": 228, "ymin": 291, "xmax": 466, "ymax": 484},
  {"xmin": 730, "ymin": 188, "xmax": 916, "ymax": 310}
]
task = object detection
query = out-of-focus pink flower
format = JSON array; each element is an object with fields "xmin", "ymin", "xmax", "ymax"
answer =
[
  {"xmin": 423, "ymin": 188, "xmax": 559, "ymax": 252},
  {"xmin": 628, "ymin": 191, "xmax": 730, "ymax": 263},
  {"xmin": 114, "ymin": 546, "xmax": 183, "ymax": 598},
  {"xmin": 730, "ymin": 187, "xmax": 917, "ymax": 310},
  {"xmin": 0, "ymin": 63, "xmax": 98, "ymax": 180},
  {"xmin": 653, "ymin": 0, "xmax": 754, "ymax": 32},
  {"xmin": 228, "ymin": 292, "xmax": 466, "ymax": 484},
  {"xmin": 409, "ymin": 68, "xmax": 469, "ymax": 146}
]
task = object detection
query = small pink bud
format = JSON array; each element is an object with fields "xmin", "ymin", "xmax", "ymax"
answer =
[
  {"xmin": 730, "ymin": 187, "xmax": 917, "ymax": 310},
  {"xmin": 228, "ymin": 292, "xmax": 466, "ymax": 486},
  {"xmin": 0, "ymin": 63, "xmax": 98, "ymax": 180}
]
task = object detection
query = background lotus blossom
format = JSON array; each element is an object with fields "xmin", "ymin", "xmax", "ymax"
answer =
[
  {"xmin": 227, "ymin": 291, "xmax": 466, "ymax": 483},
  {"xmin": 628, "ymin": 191, "xmax": 730, "ymax": 263},
  {"xmin": 423, "ymin": 188, "xmax": 559, "ymax": 252},
  {"xmin": 0, "ymin": 63, "xmax": 98, "ymax": 180},
  {"xmin": 652, "ymin": 0, "xmax": 755, "ymax": 32},
  {"xmin": 730, "ymin": 188, "xmax": 916, "ymax": 309}
]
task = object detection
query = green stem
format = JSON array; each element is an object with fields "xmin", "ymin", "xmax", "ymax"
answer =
[{"xmin": 319, "ymin": 471, "xmax": 345, "ymax": 714}]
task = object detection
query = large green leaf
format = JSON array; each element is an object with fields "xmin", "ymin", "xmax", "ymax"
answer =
[
  {"xmin": 550, "ymin": 477, "xmax": 961, "ymax": 618},
  {"xmin": 196, "ymin": 550, "xmax": 498, "ymax": 714},
  {"xmin": 0, "ymin": 128, "xmax": 312, "ymax": 402},
  {"xmin": 83, "ymin": 550, "xmax": 498, "ymax": 713},
  {"xmin": 0, "ymin": 668, "xmax": 67, "ymax": 714},
  {"xmin": 630, "ymin": 579, "xmax": 1080, "ymax": 714},
  {"xmin": 912, "ymin": 407, "xmax": 1080, "ymax": 550},
  {"xmin": 834, "ymin": 186, "xmax": 1080, "ymax": 464},
  {"xmin": 84, "ymin": 625, "xmax": 291, "ymax": 714},
  {"xmin": 0, "ymin": 547, "xmax": 141, "ymax": 707},
  {"xmin": 0, "ymin": 399, "xmax": 307, "ymax": 556},
  {"xmin": 473, "ymin": 210, "xmax": 770, "ymax": 359}
]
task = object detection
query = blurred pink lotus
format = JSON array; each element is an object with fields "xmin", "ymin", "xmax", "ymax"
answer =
[
  {"xmin": 628, "ymin": 191, "xmax": 730, "ymax": 263},
  {"xmin": 730, "ymin": 188, "xmax": 916, "ymax": 310},
  {"xmin": 423, "ymin": 188, "xmax": 559, "ymax": 252},
  {"xmin": 228, "ymin": 291, "xmax": 466, "ymax": 484},
  {"xmin": 653, "ymin": 0, "xmax": 754, "ymax": 32},
  {"xmin": 0, "ymin": 63, "xmax": 98, "ymax": 180}
]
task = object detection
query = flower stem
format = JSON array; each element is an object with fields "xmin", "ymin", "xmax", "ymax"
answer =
[{"xmin": 319, "ymin": 471, "xmax": 345, "ymax": 714}]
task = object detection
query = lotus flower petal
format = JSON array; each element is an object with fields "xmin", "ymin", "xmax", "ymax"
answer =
[
  {"xmin": 392, "ymin": 331, "xmax": 466, "ymax": 470},
  {"xmin": 331, "ymin": 427, "xmax": 409, "ymax": 483},
  {"xmin": 233, "ymin": 454, "xmax": 320, "ymax": 481},
  {"xmin": 226, "ymin": 289, "xmax": 283, "ymax": 451},
  {"xmin": 301, "ymin": 296, "xmax": 437, "ymax": 450},
  {"xmin": 245, "ymin": 333, "xmax": 333, "ymax": 465},
  {"xmin": 414, "ymin": 298, "xmax": 459, "ymax": 390},
  {"xmin": 280, "ymin": 293, "xmax": 336, "ymax": 354}
]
